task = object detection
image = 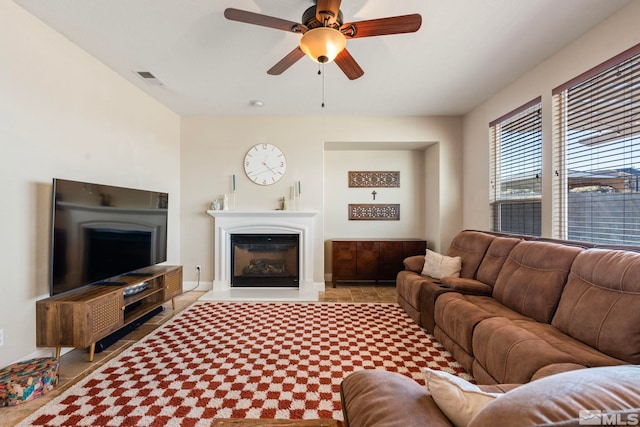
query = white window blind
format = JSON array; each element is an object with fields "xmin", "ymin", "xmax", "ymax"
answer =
[
  {"xmin": 553, "ymin": 43, "xmax": 640, "ymax": 244},
  {"xmin": 490, "ymin": 97, "xmax": 542, "ymax": 236}
]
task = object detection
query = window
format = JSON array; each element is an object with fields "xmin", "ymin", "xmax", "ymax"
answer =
[
  {"xmin": 490, "ymin": 97, "xmax": 542, "ymax": 236},
  {"xmin": 553, "ymin": 43, "xmax": 640, "ymax": 245}
]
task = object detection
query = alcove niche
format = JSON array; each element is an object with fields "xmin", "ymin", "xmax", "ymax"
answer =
[{"xmin": 323, "ymin": 141, "xmax": 435, "ymax": 282}]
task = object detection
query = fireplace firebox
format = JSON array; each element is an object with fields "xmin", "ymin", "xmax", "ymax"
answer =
[{"xmin": 230, "ymin": 234, "xmax": 299, "ymax": 287}]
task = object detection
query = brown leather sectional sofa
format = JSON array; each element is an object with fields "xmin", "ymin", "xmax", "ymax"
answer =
[
  {"xmin": 340, "ymin": 230, "xmax": 640, "ymax": 426},
  {"xmin": 396, "ymin": 229, "xmax": 640, "ymax": 384}
]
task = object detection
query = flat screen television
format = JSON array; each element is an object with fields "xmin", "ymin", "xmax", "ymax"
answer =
[{"xmin": 50, "ymin": 178, "xmax": 168, "ymax": 296}]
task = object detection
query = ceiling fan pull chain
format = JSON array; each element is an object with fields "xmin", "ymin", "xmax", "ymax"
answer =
[{"xmin": 321, "ymin": 63, "xmax": 326, "ymax": 108}]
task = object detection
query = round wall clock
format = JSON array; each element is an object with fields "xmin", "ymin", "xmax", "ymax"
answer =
[{"xmin": 243, "ymin": 143, "xmax": 287, "ymax": 185}]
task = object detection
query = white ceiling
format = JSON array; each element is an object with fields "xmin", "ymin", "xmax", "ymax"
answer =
[{"xmin": 14, "ymin": 0, "xmax": 634, "ymax": 116}]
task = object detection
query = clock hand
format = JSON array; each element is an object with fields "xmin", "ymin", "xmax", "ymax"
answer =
[
  {"xmin": 262, "ymin": 161, "xmax": 277, "ymax": 173},
  {"xmin": 249, "ymin": 168, "xmax": 269, "ymax": 178}
]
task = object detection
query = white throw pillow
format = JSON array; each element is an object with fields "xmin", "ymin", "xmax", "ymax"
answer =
[
  {"xmin": 421, "ymin": 250, "xmax": 462, "ymax": 279},
  {"xmin": 423, "ymin": 368, "xmax": 501, "ymax": 427}
]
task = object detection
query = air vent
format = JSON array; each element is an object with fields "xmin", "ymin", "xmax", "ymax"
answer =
[{"xmin": 134, "ymin": 71, "xmax": 164, "ymax": 86}]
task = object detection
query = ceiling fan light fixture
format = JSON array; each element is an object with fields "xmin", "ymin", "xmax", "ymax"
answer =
[{"xmin": 299, "ymin": 27, "xmax": 346, "ymax": 64}]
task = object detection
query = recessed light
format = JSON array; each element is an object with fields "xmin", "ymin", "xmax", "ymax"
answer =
[{"xmin": 250, "ymin": 100, "xmax": 264, "ymax": 107}]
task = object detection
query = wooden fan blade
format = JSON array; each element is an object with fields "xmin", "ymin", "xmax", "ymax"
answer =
[
  {"xmin": 224, "ymin": 8, "xmax": 301, "ymax": 33},
  {"xmin": 316, "ymin": 0, "xmax": 342, "ymax": 26},
  {"xmin": 267, "ymin": 47, "xmax": 306, "ymax": 75},
  {"xmin": 341, "ymin": 14, "xmax": 422, "ymax": 38},
  {"xmin": 334, "ymin": 48, "xmax": 364, "ymax": 80}
]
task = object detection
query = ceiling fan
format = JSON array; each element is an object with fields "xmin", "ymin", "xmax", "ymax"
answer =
[{"xmin": 224, "ymin": 0, "xmax": 422, "ymax": 80}]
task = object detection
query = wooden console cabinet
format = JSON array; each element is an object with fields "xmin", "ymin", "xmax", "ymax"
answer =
[
  {"xmin": 36, "ymin": 265, "xmax": 183, "ymax": 361},
  {"xmin": 332, "ymin": 239, "xmax": 426, "ymax": 287}
]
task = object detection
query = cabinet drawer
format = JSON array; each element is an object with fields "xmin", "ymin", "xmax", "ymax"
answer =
[
  {"xmin": 332, "ymin": 241, "xmax": 357, "ymax": 277},
  {"xmin": 164, "ymin": 268, "xmax": 183, "ymax": 299},
  {"xmin": 356, "ymin": 241, "xmax": 379, "ymax": 276},
  {"xmin": 378, "ymin": 241, "xmax": 404, "ymax": 277},
  {"xmin": 88, "ymin": 293, "xmax": 123, "ymax": 341}
]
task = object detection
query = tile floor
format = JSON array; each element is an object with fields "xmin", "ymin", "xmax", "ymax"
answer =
[{"xmin": 2, "ymin": 282, "xmax": 397, "ymax": 426}]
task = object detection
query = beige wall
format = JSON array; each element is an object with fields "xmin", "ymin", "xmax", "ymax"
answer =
[
  {"xmin": 180, "ymin": 116, "xmax": 462, "ymax": 285},
  {"xmin": 323, "ymin": 149, "xmax": 426, "ymax": 239},
  {"xmin": 0, "ymin": 2, "xmax": 181, "ymax": 366},
  {"xmin": 462, "ymin": 1, "xmax": 640, "ymax": 234}
]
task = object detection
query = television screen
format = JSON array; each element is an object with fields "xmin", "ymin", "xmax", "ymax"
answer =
[{"xmin": 50, "ymin": 178, "xmax": 168, "ymax": 295}]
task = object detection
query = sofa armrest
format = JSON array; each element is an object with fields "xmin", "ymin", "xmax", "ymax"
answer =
[
  {"xmin": 403, "ymin": 255, "xmax": 425, "ymax": 273},
  {"xmin": 441, "ymin": 277, "xmax": 493, "ymax": 295},
  {"xmin": 341, "ymin": 370, "xmax": 453, "ymax": 427}
]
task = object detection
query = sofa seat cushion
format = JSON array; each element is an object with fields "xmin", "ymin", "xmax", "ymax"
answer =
[
  {"xmin": 469, "ymin": 366, "xmax": 640, "ymax": 427},
  {"xmin": 434, "ymin": 326, "xmax": 476, "ymax": 374},
  {"xmin": 529, "ymin": 363, "xmax": 587, "ymax": 381},
  {"xmin": 434, "ymin": 293, "xmax": 531, "ymax": 355},
  {"xmin": 552, "ymin": 248, "xmax": 640, "ymax": 364},
  {"xmin": 472, "ymin": 317, "xmax": 577, "ymax": 384},
  {"xmin": 510, "ymin": 319, "xmax": 627, "ymax": 368},
  {"xmin": 492, "ymin": 241, "xmax": 582, "ymax": 323},
  {"xmin": 340, "ymin": 369, "xmax": 453, "ymax": 427}
]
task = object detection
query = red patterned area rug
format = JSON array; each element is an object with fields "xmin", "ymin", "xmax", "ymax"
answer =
[{"xmin": 19, "ymin": 302, "xmax": 472, "ymax": 426}]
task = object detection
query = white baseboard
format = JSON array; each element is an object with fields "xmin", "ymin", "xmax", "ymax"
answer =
[
  {"xmin": 12, "ymin": 347, "xmax": 72, "ymax": 364},
  {"xmin": 182, "ymin": 281, "xmax": 212, "ymax": 292}
]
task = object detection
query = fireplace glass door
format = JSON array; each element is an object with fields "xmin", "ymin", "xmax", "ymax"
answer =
[{"xmin": 230, "ymin": 234, "xmax": 299, "ymax": 287}]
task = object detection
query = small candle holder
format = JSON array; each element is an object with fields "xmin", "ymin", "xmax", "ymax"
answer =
[{"xmin": 231, "ymin": 174, "xmax": 237, "ymax": 210}]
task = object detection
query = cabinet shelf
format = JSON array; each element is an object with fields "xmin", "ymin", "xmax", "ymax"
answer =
[
  {"xmin": 124, "ymin": 299, "xmax": 163, "ymax": 323},
  {"xmin": 123, "ymin": 286, "xmax": 163, "ymax": 306},
  {"xmin": 36, "ymin": 265, "xmax": 183, "ymax": 361}
]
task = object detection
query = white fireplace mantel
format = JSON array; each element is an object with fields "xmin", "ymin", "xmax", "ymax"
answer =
[{"xmin": 205, "ymin": 210, "xmax": 320, "ymax": 298}]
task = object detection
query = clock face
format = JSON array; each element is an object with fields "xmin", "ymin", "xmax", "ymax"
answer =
[{"xmin": 244, "ymin": 143, "xmax": 287, "ymax": 186}]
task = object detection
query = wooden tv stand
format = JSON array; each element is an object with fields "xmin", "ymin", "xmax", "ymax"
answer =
[{"xmin": 36, "ymin": 265, "xmax": 183, "ymax": 361}]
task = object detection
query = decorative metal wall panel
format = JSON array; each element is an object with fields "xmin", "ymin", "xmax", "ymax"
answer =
[
  {"xmin": 348, "ymin": 171, "xmax": 400, "ymax": 188},
  {"xmin": 349, "ymin": 204, "xmax": 400, "ymax": 220}
]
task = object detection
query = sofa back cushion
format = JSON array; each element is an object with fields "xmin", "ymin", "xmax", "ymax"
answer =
[
  {"xmin": 492, "ymin": 241, "xmax": 582, "ymax": 323},
  {"xmin": 475, "ymin": 237, "xmax": 521, "ymax": 287},
  {"xmin": 446, "ymin": 231, "xmax": 495, "ymax": 279},
  {"xmin": 552, "ymin": 249, "xmax": 640, "ymax": 364}
]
